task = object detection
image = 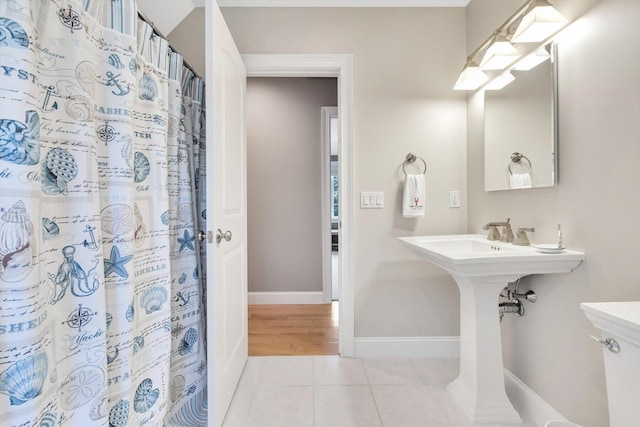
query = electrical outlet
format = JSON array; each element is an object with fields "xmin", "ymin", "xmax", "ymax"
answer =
[{"xmin": 449, "ymin": 190, "xmax": 460, "ymax": 208}]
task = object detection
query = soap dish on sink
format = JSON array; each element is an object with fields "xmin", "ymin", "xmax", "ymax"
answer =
[{"xmin": 533, "ymin": 244, "xmax": 566, "ymax": 254}]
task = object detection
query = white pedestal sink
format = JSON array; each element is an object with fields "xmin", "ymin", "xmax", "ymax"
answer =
[{"xmin": 399, "ymin": 234, "xmax": 585, "ymax": 425}]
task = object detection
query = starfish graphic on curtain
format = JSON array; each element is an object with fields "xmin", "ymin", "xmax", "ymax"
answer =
[
  {"xmin": 178, "ymin": 229, "xmax": 195, "ymax": 253},
  {"xmin": 104, "ymin": 246, "xmax": 133, "ymax": 278}
]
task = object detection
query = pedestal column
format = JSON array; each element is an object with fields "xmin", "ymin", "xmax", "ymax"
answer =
[{"xmin": 447, "ymin": 275, "xmax": 523, "ymax": 425}]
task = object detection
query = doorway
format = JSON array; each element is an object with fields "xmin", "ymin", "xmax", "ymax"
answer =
[
  {"xmin": 243, "ymin": 54, "xmax": 355, "ymax": 357},
  {"xmin": 246, "ymin": 77, "xmax": 337, "ymax": 356}
]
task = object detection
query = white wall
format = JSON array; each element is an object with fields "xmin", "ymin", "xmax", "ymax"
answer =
[
  {"xmin": 246, "ymin": 77, "xmax": 337, "ymax": 293},
  {"xmin": 466, "ymin": 1, "xmax": 639, "ymax": 426},
  {"xmin": 223, "ymin": 7, "xmax": 469, "ymax": 337},
  {"xmin": 169, "ymin": 7, "xmax": 469, "ymax": 337},
  {"xmin": 167, "ymin": 3, "xmax": 640, "ymax": 423}
]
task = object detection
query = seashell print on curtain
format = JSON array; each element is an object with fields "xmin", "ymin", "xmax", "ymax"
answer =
[{"xmin": 0, "ymin": 1, "xmax": 207, "ymax": 425}]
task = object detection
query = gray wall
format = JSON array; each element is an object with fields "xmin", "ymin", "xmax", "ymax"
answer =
[
  {"xmin": 246, "ymin": 77, "xmax": 337, "ymax": 292},
  {"xmin": 167, "ymin": 12, "xmax": 206, "ymax": 78},
  {"xmin": 466, "ymin": 1, "xmax": 639, "ymax": 426}
]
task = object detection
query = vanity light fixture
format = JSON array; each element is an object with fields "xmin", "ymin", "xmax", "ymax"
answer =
[
  {"xmin": 513, "ymin": 45, "xmax": 550, "ymax": 70},
  {"xmin": 484, "ymin": 72, "xmax": 515, "ymax": 90},
  {"xmin": 511, "ymin": 0, "xmax": 567, "ymax": 43},
  {"xmin": 479, "ymin": 34, "xmax": 520, "ymax": 71},
  {"xmin": 453, "ymin": 59, "xmax": 489, "ymax": 91},
  {"xmin": 453, "ymin": 0, "xmax": 565, "ymax": 91}
]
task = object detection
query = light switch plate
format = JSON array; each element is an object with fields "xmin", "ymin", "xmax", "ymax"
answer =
[
  {"xmin": 361, "ymin": 192, "xmax": 384, "ymax": 209},
  {"xmin": 361, "ymin": 192, "xmax": 369, "ymax": 207},
  {"xmin": 449, "ymin": 190, "xmax": 460, "ymax": 208}
]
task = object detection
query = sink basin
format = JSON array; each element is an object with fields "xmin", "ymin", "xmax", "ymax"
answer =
[
  {"xmin": 414, "ymin": 238, "xmax": 519, "ymax": 254},
  {"xmin": 399, "ymin": 234, "xmax": 585, "ymax": 425},
  {"xmin": 399, "ymin": 234, "xmax": 585, "ymax": 278}
]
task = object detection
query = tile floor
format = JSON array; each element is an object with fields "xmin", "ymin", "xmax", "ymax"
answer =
[{"xmin": 222, "ymin": 356, "xmax": 537, "ymax": 427}]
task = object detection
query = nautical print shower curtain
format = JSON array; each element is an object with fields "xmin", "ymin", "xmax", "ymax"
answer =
[
  {"xmin": 181, "ymin": 70, "xmax": 207, "ymax": 339},
  {"xmin": 0, "ymin": 1, "xmax": 208, "ymax": 425}
]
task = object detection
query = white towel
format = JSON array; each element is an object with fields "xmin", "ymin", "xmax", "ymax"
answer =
[
  {"xmin": 510, "ymin": 173, "xmax": 532, "ymax": 189},
  {"xmin": 403, "ymin": 174, "xmax": 425, "ymax": 218}
]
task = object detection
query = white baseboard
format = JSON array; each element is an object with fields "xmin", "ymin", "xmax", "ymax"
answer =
[
  {"xmin": 353, "ymin": 336, "xmax": 460, "ymax": 358},
  {"xmin": 504, "ymin": 368, "xmax": 573, "ymax": 427},
  {"xmin": 248, "ymin": 291, "xmax": 325, "ymax": 305}
]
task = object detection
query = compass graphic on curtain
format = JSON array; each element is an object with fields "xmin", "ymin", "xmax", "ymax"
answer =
[
  {"xmin": 58, "ymin": 5, "xmax": 83, "ymax": 34},
  {"xmin": 62, "ymin": 304, "xmax": 97, "ymax": 332}
]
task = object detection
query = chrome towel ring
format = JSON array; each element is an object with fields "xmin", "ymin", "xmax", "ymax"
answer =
[
  {"xmin": 403, "ymin": 153, "xmax": 427, "ymax": 176},
  {"xmin": 508, "ymin": 152, "xmax": 532, "ymax": 175}
]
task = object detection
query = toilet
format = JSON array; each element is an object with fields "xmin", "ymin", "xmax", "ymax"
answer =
[{"xmin": 582, "ymin": 301, "xmax": 640, "ymax": 427}]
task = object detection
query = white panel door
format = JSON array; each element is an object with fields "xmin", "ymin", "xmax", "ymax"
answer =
[{"xmin": 206, "ymin": 4, "xmax": 247, "ymax": 427}]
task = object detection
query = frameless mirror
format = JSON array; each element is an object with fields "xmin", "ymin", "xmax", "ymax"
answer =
[{"xmin": 484, "ymin": 43, "xmax": 557, "ymax": 191}]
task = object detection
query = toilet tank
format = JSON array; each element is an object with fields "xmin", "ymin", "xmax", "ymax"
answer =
[{"xmin": 582, "ymin": 302, "xmax": 640, "ymax": 427}]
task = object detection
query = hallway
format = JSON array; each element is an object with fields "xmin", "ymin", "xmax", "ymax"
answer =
[{"xmin": 248, "ymin": 303, "xmax": 339, "ymax": 356}]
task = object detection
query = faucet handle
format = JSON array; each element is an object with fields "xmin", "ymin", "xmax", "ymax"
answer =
[
  {"xmin": 483, "ymin": 225, "xmax": 501, "ymax": 241},
  {"xmin": 513, "ymin": 227, "xmax": 535, "ymax": 246}
]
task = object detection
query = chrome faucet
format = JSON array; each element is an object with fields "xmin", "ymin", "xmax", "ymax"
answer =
[{"xmin": 482, "ymin": 218, "xmax": 514, "ymax": 243}]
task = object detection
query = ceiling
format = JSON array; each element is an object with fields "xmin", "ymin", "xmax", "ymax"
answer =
[
  {"xmin": 216, "ymin": 0, "xmax": 470, "ymax": 7},
  {"xmin": 137, "ymin": 0, "xmax": 470, "ymax": 36},
  {"xmin": 137, "ymin": 0, "xmax": 204, "ymax": 36}
]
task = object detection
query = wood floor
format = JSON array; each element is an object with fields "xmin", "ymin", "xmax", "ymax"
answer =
[{"xmin": 248, "ymin": 302, "xmax": 339, "ymax": 356}]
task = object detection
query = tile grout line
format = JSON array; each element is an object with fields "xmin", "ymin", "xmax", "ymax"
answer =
[
  {"xmin": 361, "ymin": 359, "xmax": 386, "ymax": 427},
  {"xmin": 245, "ymin": 358, "xmax": 265, "ymax": 427},
  {"xmin": 409, "ymin": 357, "xmax": 461, "ymax": 427},
  {"xmin": 312, "ymin": 356, "xmax": 316, "ymax": 427}
]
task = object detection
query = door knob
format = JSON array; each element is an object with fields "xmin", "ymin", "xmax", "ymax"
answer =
[
  {"xmin": 197, "ymin": 231, "xmax": 206, "ymax": 242},
  {"xmin": 215, "ymin": 229, "xmax": 232, "ymax": 244}
]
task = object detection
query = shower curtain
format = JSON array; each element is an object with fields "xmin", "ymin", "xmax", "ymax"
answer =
[{"xmin": 0, "ymin": 1, "xmax": 208, "ymax": 425}]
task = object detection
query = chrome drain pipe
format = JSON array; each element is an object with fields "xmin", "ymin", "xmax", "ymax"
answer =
[
  {"xmin": 499, "ymin": 279, "xmax": 536, "ymax": 321},
  {"xmin": 511, "ymin": 290, "xmax": 537, "ymax": 303},
  {"xmin": 499, "ymin": 300, "xmax": 524, "ymax": 321}
]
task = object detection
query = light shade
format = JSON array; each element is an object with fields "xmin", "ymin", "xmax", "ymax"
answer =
[
  {"xmin": 484, "ymin": 72, "xmax": 516, "ymax": 90},
  {"xmin": 453, "ymin": 60, "xmax": 489, "ymax": 90},
  {"xmin": 513, "ymin": 46, "xmax": 550, "ymax": 70},
  {"xmin": 479, "ymin": 35, "xmax": 520, "ymax": 71},
  {"xmin": 511, "ymin": 0, "xmax": 567, "ymax": 43}
]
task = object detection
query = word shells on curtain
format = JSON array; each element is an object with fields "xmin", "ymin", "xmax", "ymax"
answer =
[{"xmin": 0, "ymin": 0, "xmax": 208, "ymax": 426}]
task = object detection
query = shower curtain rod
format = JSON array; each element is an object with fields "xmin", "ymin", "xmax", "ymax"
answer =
[{"xmin": 137, "ymin": 10, "xmax": 204, "ymax": 82}]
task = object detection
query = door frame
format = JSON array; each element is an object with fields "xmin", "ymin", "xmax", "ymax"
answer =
[
  {"xmin": 243, "ymin": 54, "xmax": 355, "ymax": 357},
  {"xmin": 321, "ymin": 106, "xmax": 338, "ymax": 304}
]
